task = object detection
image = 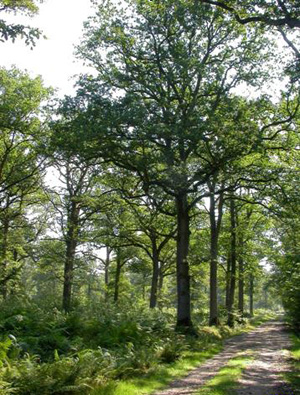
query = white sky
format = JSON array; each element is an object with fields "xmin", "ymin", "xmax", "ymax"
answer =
[{"xmin": 0, "ymin": 0, "xmax": 94, "ymax": 96}]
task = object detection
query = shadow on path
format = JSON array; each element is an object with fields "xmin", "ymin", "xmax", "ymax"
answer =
[{"xmin": 152, "ymin": 321, "xmax": 294, "ymax": 395}]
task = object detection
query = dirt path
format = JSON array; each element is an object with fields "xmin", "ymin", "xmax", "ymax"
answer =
[{"xmin": 152, "ymin": 321, "xmax": 294, "ymax": 395}]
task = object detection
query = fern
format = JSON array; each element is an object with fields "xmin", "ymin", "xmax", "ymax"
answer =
[{"xmin": 0, "ymin": 337, "xmax": 12, "ymax": 364}]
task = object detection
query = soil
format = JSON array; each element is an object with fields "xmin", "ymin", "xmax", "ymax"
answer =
[{"xmin": 152, "ymin": 320, "xmax": 295, "ymax": 395}]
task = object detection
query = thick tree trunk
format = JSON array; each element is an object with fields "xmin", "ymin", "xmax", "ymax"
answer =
[
  {"xmin": 157, "ymin": 263, "xmax": 164, "ymax": 308},
  {"xmin": 150, "ymin": 238, "xmax": 159, "ymax": 308},
  {"xmin": 209, "ymin": 195, "xmax": 218, "ymax": 326},
  {"xmin": 227, "ymin": 198, "xmax": 237, "ymax": 327},
  {"xmin": 62, "ymin": 201, "xmax": 79, "ymax": 312},
  {"xmin": 62, "ymin": 247, "xmax": 76, "ymax": 312},
  {"xmin": 175, "ymin": 194, "xmax": 192, "ymax": 329},
  {"xmin": 158, "ymin": 263, "xmax": 164, "ymax": 293},
  {"xmin": 249, "ymin": 273, "xmax": 254, "ymax": 317},
  {"xmin": 114, "ymin": 249, "xmax": 122, "ymax": 303},
  {"xmin": 208, "ymin": 183, "xmax": 224, "ymax": 326},
  {"xmin": 63, "ymin": 241, "xmax": 77, "ymax": 311}
]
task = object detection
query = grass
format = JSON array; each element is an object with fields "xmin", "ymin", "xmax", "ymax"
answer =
[
  {"xmin": 284, "ymin": 333, "xmax": 300, "ymax": 395},
  {"xmin": 91, "ymin": 346, "xmax": 223, "ymax": 395},
  {"xmin": 195, "ymin": 352, "xmax": 254, "ymax": 395},
  {"xmin": 91, "ymin": 311, "xmax": 276, "ymax": 395},
  {"xmin": 235, "ymin": 310, "xmax": 279, "ymax": 334}
]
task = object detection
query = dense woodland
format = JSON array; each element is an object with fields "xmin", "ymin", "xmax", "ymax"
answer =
[{"xmin": 0, "ymin": 0, "xmax": 299, "ymax": 394}]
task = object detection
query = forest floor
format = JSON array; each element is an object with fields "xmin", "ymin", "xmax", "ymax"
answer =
[{"xmin": 152, "ymin": 320, "xmax": 295, "ymax": 395}]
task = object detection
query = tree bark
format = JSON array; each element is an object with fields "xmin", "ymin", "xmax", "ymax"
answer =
[
  {"xmin": 149, "ymin": 236, "xmax": 159, "ymax": 308},
  {"xmin": 249, "ymin": 273, "xmax": 254, "ymax": 317},
  {"xmin": 208, "ymin": 184, "xmax": 224, "ymax": 326},
  {"xmin": 157, "ymin": 263, "xmax": 164, "ymax": 308},
  {"xmin": 104, "ymin": 246, "xmax": 110, "ymax": 302},
  {"xmin": 227, "ymin": 198, "xmax": 237, "ymax": 327},
  {"xmin": 237, "ymin": 224, "xmax": 244, "ymax": 316},
  {"xmin": 114, "ymin": 248, "xmax": 122, "ymax": 303},
  {"xmin": 209, "ymin": 193, "xmax": 218, "ymax": 326},
  {"xmin": 238, "ymin": 255, "xmax": 244, "ymax": 316},
  {"xmin": 225, "ymin": 253, "xmax": 231, "ymax": 311},
  {"xmin": 158, "ymin": 263, "xmax": 164, "ymax": 293},
  {"xmin": 62, "ymin": 201, "xmax": 79, "ymax": 312},
  {"xmin": 175, "ymin": 194, "xmax": 192, "ymax": 329}
]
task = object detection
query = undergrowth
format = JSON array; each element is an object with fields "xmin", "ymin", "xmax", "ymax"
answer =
[
  {"xmin": 0, "ymin": 299, "xmax": 277, "ymax": 395},
  {"xmin": 284, "ymin": 333, "xmax": 300, "ymax": 395}
]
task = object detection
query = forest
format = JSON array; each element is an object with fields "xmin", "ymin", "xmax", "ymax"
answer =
[{"xmin": 0, "ymin": 0, "xmax": 299, "ymax": 394}]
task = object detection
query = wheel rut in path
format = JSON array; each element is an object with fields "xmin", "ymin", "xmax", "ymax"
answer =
[{"xmin": 152, "ymin": 321, "xmax": 294, "ymax": 395}]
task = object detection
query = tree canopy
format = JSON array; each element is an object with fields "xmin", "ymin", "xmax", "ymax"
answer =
[
  {"xmin": 0, "ymin": 1, "xmax": 299, "ymax": 392},
  {"xmin": 0, "ymin": 0, "xmax": 42, "ymax": 46}
]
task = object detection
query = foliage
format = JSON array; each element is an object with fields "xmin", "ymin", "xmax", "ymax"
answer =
[
  {"xmin": 0, "ymin": 0, "xmax": 299, "ymax": 392},
  {"xmin": 0, "ymin": 302, "xmax": 183, "ymax": 393},
  {"xmin": 0, "ymin": 0, "xmax": 42, "ymax": 46},
  {"xmin": 0, "ymin": 299, "xmax": 277, "ymax": 394},
  {"xmin": 0, "ymin": 67, "xmax": 51, "ymax": 298},
  {"xmin": 283, "ymin": 333, "xmax": 300, "ymax": 395}
]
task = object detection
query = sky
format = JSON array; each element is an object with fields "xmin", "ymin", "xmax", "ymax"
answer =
[
  {"xmin": 1, "ymin": 0, "xmax": 292, "ymax": 100},
  {"xmin": 0, "ymin": 0, "xmax": 94, "ymax": 96}
]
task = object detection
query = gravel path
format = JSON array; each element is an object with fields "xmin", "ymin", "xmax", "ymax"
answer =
[
  {"xmin": 152, "ymin": 321, "xmax": 294, "ymax": 395},
  {"xmin": 235, "ymin": 321, "xmax": 294, "ymax": 395}
]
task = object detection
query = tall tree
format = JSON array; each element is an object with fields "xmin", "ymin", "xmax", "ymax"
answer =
[
  {"xmin": 73, "ymin": 0, "xmax": 272, "ymax": 329},
  {"xmin": 46, "ymin": 155, "xmax": 100, "ymax": 312},
  {"xmin": 0, "ymin": 67, "xmax": 50, "ymax": 297},
  {"xmin": 226, "ymin": 196, "xmax": 237, "ymax": 327},
  {"xmin": 207, "ymin": 177, "xmax": 224, "ymax": 325},
  {"xmin": 103, "ymin": 170, "xmax": 177, "ymax": 308}
]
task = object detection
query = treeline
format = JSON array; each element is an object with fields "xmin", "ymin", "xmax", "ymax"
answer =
[{"xmin": 0, "ymin": 0, "xmax": 299, "ymax": 333}]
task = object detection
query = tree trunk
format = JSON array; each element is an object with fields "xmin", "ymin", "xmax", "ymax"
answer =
[
  {"xmin": 157, "ymin": 263, "xmax": 164, "ymax": 308},
  {"xmin": 208, "ymin": 183, "xmax": 224, "ymax": 326},
  {"xmin": 114, "ymin": 248, "xmax": 122, "ymax": 303},
  {"xmin": 142, "ymin": 273, "xmax": 146, "ymax": 301},
  {"xmin": 209, "ymin": 193, "xmax": 218, "ymax": 326},
  {"xmin": 175, "ymin": 194, "xmax": 192, "ymax": 329},
  {"xmin": 149, "ymin": 238, "xmax": 159, "ymax": 308},
  {"xmin": 227, "ymin": 198, "xmax": 237, "ymax": 327},
  {"xmin": 104, "ymin": 246, "xmax": 110, "ymax": 301},
  {"xmin": 63, "ymin": 241, "xmax": 76, "ymax": 312},
  {"xmin": 236, "ymin": 211, "xmax": 245, "ymax": 317},
  {"xmin": 158, "ymin": 263, "xmax": 164, "ymax": 293},
  {"xmin": 1, "ymin": 218, "xmax": 9, "ymax": 300},
  {"xmin": 264, "ymin": 287, "xmax": 268, "ymax": 308},
  {"xmin": 225, "ymin": 253, "xmax": 231, "ymax": 310},
  {"xmin": 249, "ymin": 273, "xmax": 254, "ymax": 317},
  {"xmin": 238, "ymin": 255, "xmax": 244, "ymax": 316},
  {"xmin": 62, "ymin": 201, "xmax": 79, "ymax": 312}
]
